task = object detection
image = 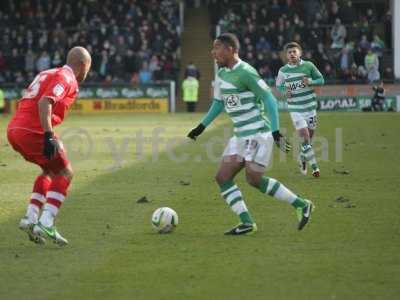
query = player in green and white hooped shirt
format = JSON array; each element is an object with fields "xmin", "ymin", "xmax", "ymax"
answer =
[
  {"xmin": 276, "ymin": 42, "xmax": 325, "ymax": 177},
  {"xmin": 187, "ymin": 33, "xmax": 314, "ymax": 235}
]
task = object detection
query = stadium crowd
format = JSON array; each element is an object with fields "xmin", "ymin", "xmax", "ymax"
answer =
[
  {"xmin": 0, "ymin": 0, "xmax": 181, "ymax": 85},
  {"xmin": 209, "ymin": 0, "xmax": 392, "ymax": 84}
]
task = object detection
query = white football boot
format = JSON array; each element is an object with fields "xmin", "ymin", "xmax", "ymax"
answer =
[{"xmin": 19, "ymin": 217, "xmax": 45, "ymax": 245}]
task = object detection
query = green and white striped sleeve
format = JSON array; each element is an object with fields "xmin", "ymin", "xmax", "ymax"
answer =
[
  {"xmin": 201, "ymin": 75, "xmax": 224, "ymax": 127},
  {"xmin": 309, "ymin": 62, "xmax": 325, "ymax": 86},
  {"xmin": 275, "ymin": 70, "xmax": 286, "ymax": 94},
  {"xmin": 243, "ymin": 72, "xmax": 279, "ymax": 132}
]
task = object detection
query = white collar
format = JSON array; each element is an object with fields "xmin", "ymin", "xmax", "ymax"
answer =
[
  {"xmin": 63, "ymin": 64, "xmax": 78, "ymax": 81},
  {"xmin": 287, "ymin": 59, "xmax": 304, "ymax": 68},
  {"xmin": 63, "ymin": 65, "xmax": 74, "ymax": 72},
  {"xmin": 226, "ymin": 58, "xmax": 242, "ymax": 71}
]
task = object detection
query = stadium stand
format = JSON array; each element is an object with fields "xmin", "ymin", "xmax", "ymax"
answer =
[
  {"xmin": 208, "ymin": 0, "xmax": 393, "ymax": 84},
  {"xmin": 0, "ymin": 0, "xmax": 181, "ymax": 85}
]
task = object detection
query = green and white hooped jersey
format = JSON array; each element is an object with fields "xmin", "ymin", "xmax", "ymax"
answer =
[
  {"xmin": 276, "ymin": 60, "xmax": 323, "ymax": 113},
  {"xmin": 214, "ymin": 59, "xmax": 271, "ymax": 138}
]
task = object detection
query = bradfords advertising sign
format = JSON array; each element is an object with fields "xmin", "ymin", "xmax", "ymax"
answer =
[
  {"xmin": 69, "ymin": 98, "xmax": 168, "ymax": 113},
  {"xmin": 277, "ymin": 96, "xmax": 398, "ymax": 112}
]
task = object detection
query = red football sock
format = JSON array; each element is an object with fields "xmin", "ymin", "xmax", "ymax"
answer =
[
  {"xmin": 26, "ymin": 175, "xmax": 51, "ymax": 223},
  {"xmin": 40, "ymin": 176, "xmax": 71, "ymax": 227},
  {"xmin": 29, "ymin": 175, "xmax": 52, "ymax": 209}
]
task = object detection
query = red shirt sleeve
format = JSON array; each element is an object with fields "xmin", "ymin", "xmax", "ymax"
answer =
[{"xmin": 41, "ymin": 73, "xmax": 70, "ymax": 104}]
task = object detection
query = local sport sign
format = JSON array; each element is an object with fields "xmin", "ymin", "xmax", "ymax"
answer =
[
  {"xmin": 277, "ymin": 96, "xmax": 399, "ymax": 112},
  {"xmin": 318, "ymin": 96, "xmax": 398, "ymax": 111}
]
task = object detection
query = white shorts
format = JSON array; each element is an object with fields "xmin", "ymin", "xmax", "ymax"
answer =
[
  {"xmin": 290, "ymin": 110, "xmax": 317, "ymax": 130},
  {"xmin": 222, "ymin": 132, "xmax": 274, "ymax": 167}
]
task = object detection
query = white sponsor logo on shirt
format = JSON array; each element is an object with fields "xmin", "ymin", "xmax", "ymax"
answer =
[
  {"xmin": 223, "ymin": 94, "xmax": 240, "ymax": 108},
  {"xmin": 53, "ymin": 84, "xmax": 65, "ymax": 97}
]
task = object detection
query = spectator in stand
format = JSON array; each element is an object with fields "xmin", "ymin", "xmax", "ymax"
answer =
[
  {"xmin": 358, "ymin": 35, "xmax": 371, "ymax": 53},
  {"xmin": 255, "ymin": 53, "xmax": 267, "ymax": 71},
  {"xmin": 330, "ymin": 18, "xmax": 347, "ymax": 49},
  {"xmin": 52, "ymin": 50, "xmax": 63, "ymax": 68},
  {"xmin": 303, "ymin": 0, "xmax": 322, "ymax": 25},
  {"xmin": 9, "ymin": 48, "xmax": 24, "ymax": 74},
  {"xmin": 336, "ymin": 47, "xmax": 354, "ymax": 80},
  {"xmin": 35, "ymin": 51, "xmax": 51, "ymax": 72},
  {"xmin": 124, "ymin": 49, "xmax": 139, "ymax": 78},
  {"xmin": 364, "ymin": 49, "xmax": 380, "ymax": 83},
  {"xmin": 371, "ymin": 34, "xmax": 385, "ymax": 57},
  {"xmin": 109, "ymin": 55, "xmax": 126, "ymax": 82},
  {"xmin": 270, "ymin": 0, "xmax": 282, "ymax": 22},
  {"xmin": 358, "ymin": 17, "xmax": 371, "ymax": 39},
  {"xmin": 324, "ymin": 63, "xmax": 337, "ymax": 81},
  {"xmin": 269, "ymin": 52, "xmax": 283, "ymax": 76},
  {"xmin": 103, "ymin": 74, "xmax": 113, "ymax": 86},
  {"xmin": 384, "ymin": 10, "xmax": 392, "ymax": 48},
  {"xmin": 256, "ymin": 36, "xmax": 271, "ymax": 53},
  {"xmin": 149, "ymin": 55, "xmax": 163, "ymax": 81},
  {"xmin": 259, "ymin": 65, "xmax": 273, "ymax": 82},
  {"xmin": 328, "ymin": 1, "xmax": 341, "ymax": 25},
  {"xmin": 245, "ymin": 52, "xmax": 256, "ymax": 68},
  {"xmin": 139, "ymin": 62, "xmax": 152, "ymax": 84},
  {"xmin": 313, "ymin": 42, "xmax": 329, "ymax": 67},
  {"xmin": 25, "ymin": 50, "xmax": 35, "ymax": 73},
  {"xmin": 365, "ymin": 8, "xmax": 376, "ymax": 23},
  {"xmin": 353, "ymin": 46, "xmax": 365, "ymax": 67},
  {"xmin": 163, "ymin": 54, "xmax": 176, "ymax": 80},
  {"xmin": 98, "ymin": 50, "xmax": 109, "ymax": 79},
  {"xmin": 0, "ymin": 0, "xmax": 181, "ymax": 85},
  {"xmin": 15, "ymin": 71, "xmax": 25, "ymax": 84},
  {"xmin": 348, "ymin": 63, "xmax": 360, "ymax": 83},
  {"xmin": 340, "ymin": 1, "xmax": 357, "ymax": 25},
  {"xmin": 214, "ymin": 0, "xmax": 393, "ymax": 84}
]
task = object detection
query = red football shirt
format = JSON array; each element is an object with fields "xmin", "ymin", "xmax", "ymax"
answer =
[{"xmin": 8, "ymin": 65, "xmax": 78, "ymax": 133}]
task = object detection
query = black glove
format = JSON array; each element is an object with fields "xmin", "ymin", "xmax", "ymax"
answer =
[
  {"xmin": 187, "ymin": 124, "xmax": 205, "ymax": 140},
  {"xmin": 43, "ymin": 131, "xmax": 58, "ymax": 159},
  {"xmin": 272, "ymin": 131, "xmax": 291, "ymax": 153}
]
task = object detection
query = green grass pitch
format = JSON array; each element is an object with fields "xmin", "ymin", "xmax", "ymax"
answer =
[{"xmin": 0, "ymin": 112, "xmax": 399, "ymax": 299}]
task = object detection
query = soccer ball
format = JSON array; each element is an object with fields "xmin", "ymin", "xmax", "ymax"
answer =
[{"xmin": 151, "ymin": 207, "xmax": 178, "ymax": 233}]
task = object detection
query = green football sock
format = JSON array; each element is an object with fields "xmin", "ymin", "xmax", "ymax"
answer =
[
  {"xmin": 219, "ymin": 180, "xmax": 254, "ymax": 224},
  {"xmin": 258, "ymin": 176, "xmax": 306, "ymax": 209},
  {"xmin": 301, "ymin": 142, "xmax": 319, "ymax": 171}
]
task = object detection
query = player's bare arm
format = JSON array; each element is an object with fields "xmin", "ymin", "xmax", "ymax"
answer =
[
  {"xmin": 38, "ymin": 97, "xmax": 60, "ymax": 160},
  {"xmin": 38, "ymin": 97, "xmax": 53, "ymax": 133}
]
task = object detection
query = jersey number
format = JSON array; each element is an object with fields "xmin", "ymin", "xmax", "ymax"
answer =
[{"xmin": 23, "ymin": 74, "xmax": 48, "ymax": 99}]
